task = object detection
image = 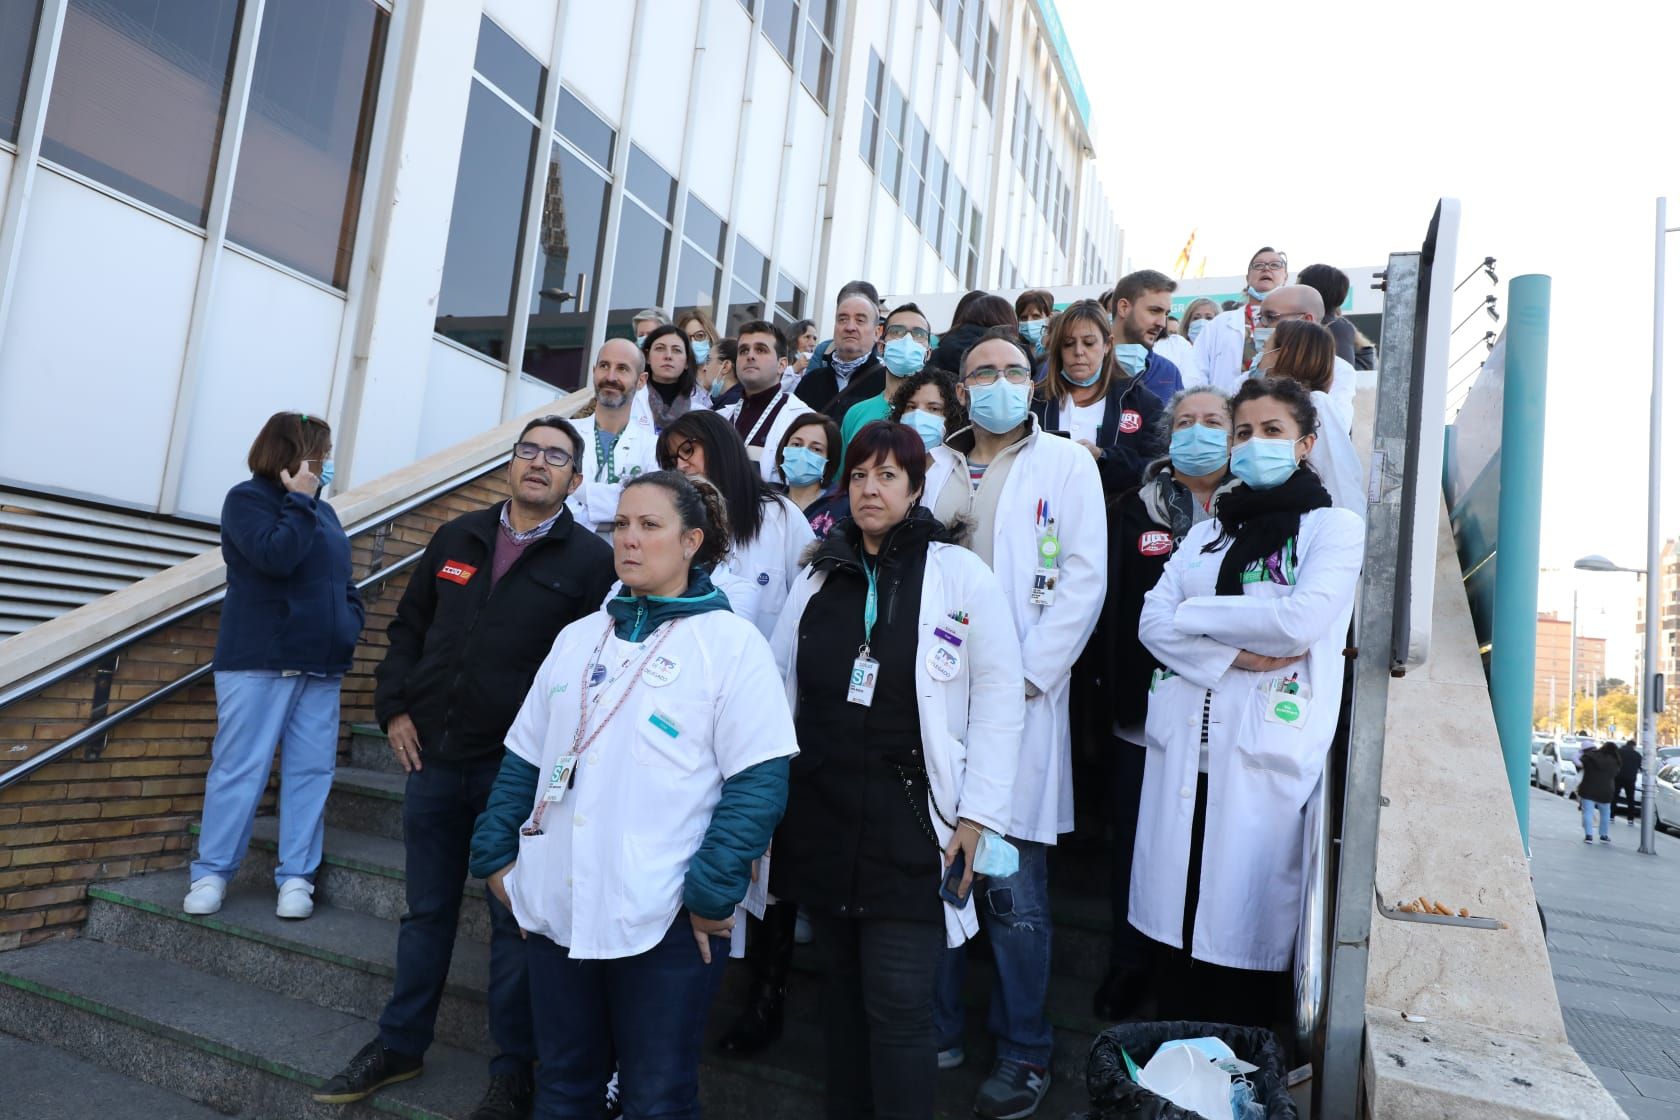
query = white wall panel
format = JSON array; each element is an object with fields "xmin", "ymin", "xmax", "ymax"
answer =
[
  {"xmin": 735, "ymin": 52, "xmax": 788, "ymax": 252},
  {"xmin": 775, "ymin": 97, "xmax": 825, "ymax": 286},
  {"xmin": 417, "ymin": 341, "xmax": 506, "ymax": 458},
  {"xmin": 627, "ymin": 1, "xmax": 698, "ymax": 174},
  {"xmin": 0, "ymin": 172, "xmax": 197, "ymax": 508},
  {"xmin": 558, "ymin": 1, "xmax": 632, "ymax": 128},
  {"xmin": 483, "ymin": 0, "xmax": 557, "ymax": 64},
  {"xmin": 513, "ymin": 375, "xmax": 561, "ymax": 415},
  {"xmin": 687, "ymin": 3, "xmax": 749, "ymax": 208},
  {"xmin": 174, "ymin": 252, "xmax": 347, "ymax": 519},
  {"xmin": 0, "ymin": 149, "xmax": 13, "ymax": 210}
]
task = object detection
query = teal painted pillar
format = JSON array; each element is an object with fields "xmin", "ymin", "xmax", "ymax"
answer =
[{"xmin": 1490, "ymin": 274, "xmax": 1551, "ymax": 855}]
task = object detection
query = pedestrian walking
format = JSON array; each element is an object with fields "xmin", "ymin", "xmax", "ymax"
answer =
[
  {"xmin": 1615, "ymin": 739, "xmax": 1642, "ymax": 824},
  {"xmin": 1578, "ymin": 741, "xmax": 1620, "ymax": 843}
]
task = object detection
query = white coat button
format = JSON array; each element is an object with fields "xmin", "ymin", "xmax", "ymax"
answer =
[
  {"xmin": 575, "ymin": 814, "xmax": 587, "ymax": 826},
  {"xmin": 590, "ymin": 755, "xmax": 599, "ymax": 766},
  {"xmin": 1180, "ymin": 787, "xmax": 1192, "ymax": 799}
]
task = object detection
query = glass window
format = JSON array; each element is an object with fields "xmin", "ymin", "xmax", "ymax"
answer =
[
  {"xmin": 434, "ymin": 80, "xmax": 538, "ymax": 362},
  {"xmin": 726, "ymin": 234, "xmax": 769, "ymax": 333},
  {"xmin": 763, "ymin": 0, "xmax": 797, "ymax": 63},
  {"xmin": 1, "ymin": 0, "xmax": 41, "ymax": 145},
  {"xmin": 523, "ymin": 141, "xmax": 610, "ymax": 391},
  {"xmin": 608, "ymin": 201, "xmax": 670, "ymax": 325},
  {"xmin": 775, "ymin": 271, "xmax": 804, "ymax": 326},
  {"xmin": 1010, "ymin": 83, "xmax": 1024, "ymax": 167},
  {"xmin": 42, "ymin": 0, "xmax": 241, "ymax": 226},
  {"xmin": 800, "ymin": 0, "xmax": 834, "ymax": 107},
  {"xmin": 982, "ymin": 19, "xmax": 998, "ymax": 109},
  {"xmin": 859, "ymin": 51, "xmax": 883, "ymax": 169},
  {"xmin": 905, "ymin": 117, "xmax": 927, "ymax": 229},
  {"xmin": 942, "ymin": 177, "xmax": 963, "ymax": 274},
  {"xmin": 227, "ymin": 0, "xmax": 387, "ymax": 288},
  {"xmin": 627, "ymin": 144, "xmax": 674, "ymax": 220},
  {"xmin": 882, "ymin": 82, "xmax": 906, "ymax": 201},
  {"xmin": 923, "ymin": 147, "xmax": 946, "ymax": 246},
  {"xmin": 965, "ymin": 199, "xmax": 981, "ymax": 288},
  {"xmin": 684, "ymin": 195, "xmax": 726, "ymax": 259},
  {"xmin": 945, "ymin": 0, "xmax": 963, "ymax": 48},
  {"xmin": 673, "ymin": 195, "xmax": 726, "ymax": 316},
  {"xmin": 474, "ymin": 15, "xmax": 543, "ymax": 116},
  {"xmin": 962, "ymin": 6, "xmax": 981, "ymax": 76},
  {"xmin": 557, "ymin": 86, "xmax": 613, "ymax": 169}
]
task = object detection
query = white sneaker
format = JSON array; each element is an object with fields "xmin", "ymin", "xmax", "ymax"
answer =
[
  {"xmin": 182, "ymin": 875, "xmax": 226, "ymax": 915},
  {"xmin": 276, "ymin": 877, "xmax": 315, "ymax": 920}
]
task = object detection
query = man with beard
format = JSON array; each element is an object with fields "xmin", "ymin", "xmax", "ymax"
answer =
[
  {"xmin": 1106, "ymin": 270, "xmax": 1185, "ymax": 405},
  {"xmin": 569, "ymin": 338, "xmax": 663, "ymax": 539},
  {"xmin": 313, "ymin": 416, "xmax": 615, "ymax": 1118}
]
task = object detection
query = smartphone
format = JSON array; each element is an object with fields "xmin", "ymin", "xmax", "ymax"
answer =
[{"xmin": 939, "ymin": 849, "xmax": 971, "ymax": 908}]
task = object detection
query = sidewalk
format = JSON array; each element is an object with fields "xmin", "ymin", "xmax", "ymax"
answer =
[{"xmin": 1529, "ymin": 782, "xmax": 1680, "ymax": 1119}]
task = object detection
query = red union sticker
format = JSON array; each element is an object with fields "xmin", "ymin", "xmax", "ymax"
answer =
[
  {"xmin": 438, "ymin": 561, "xmax": 478, "ymax": 586},
  {"xmin": 1119, "ymin": 409, "xmax": 1143, "ymax": 434},
  {"xmin": 1138, "ymin": 531, "xmax": 1173, "ymax": 557}
]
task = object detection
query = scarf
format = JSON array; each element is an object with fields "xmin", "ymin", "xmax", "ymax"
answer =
[
  {"xmin": 829, "ymin": 349, "xmax": 871, "ymax": 389},
  {"xmin": 1204, "ymin": 466, "xmax": 1331, "ymax": 596},
  {"xmin": 1140, "ymin": 464, "xmax": 1238, "ymax": 545}
]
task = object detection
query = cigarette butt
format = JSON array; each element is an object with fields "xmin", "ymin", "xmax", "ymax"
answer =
[
  {"xmin": 1431, "ymin": 901, "xmax": 1453, "ymax": 916},
  {"xmin": 1458, "ymin": 908, "xmax": 1470, "ymax": 918}
]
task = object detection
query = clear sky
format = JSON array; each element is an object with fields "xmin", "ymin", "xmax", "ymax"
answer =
[{"xmin": 1056, "ymin": 0, "xmax": 1680, "ymax": 679}]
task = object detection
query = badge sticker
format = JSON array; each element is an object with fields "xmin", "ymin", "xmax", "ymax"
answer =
[
  {"xmin": 588, "ymin": 663, "xmax": 607, "ymax": 687},
  {"xmin": 927, "ymin": 645, "xmax": 961, "ymax": 682},
  {"xmin": 438, "ymin": 561, "xmax": 477, "ymax": 586},
  {"xmin": 642, "ymin": 654, "xmax": 680, "ymax": 687},
  {"xmin": 756, "ymin": 572, "xmax": 771, "ymax": 586},
  {"xmin": 648, "ymin": 711, "xmax": 680, "ymax": 737},
  {"xmin": 1138, "ymin": 531, "xmax": 1173, "ymax": 557},
  {"xmin": 1118, "ymin": 409, "xmax": 1143, "ymax": 434}
]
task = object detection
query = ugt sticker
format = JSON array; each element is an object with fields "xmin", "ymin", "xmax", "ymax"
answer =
[
  {"xmin": 1138, "ymin": 531, "xmax": 1172, "ymax": 557},
  {"xmin": 1118, "ymin": 409, "xmax": 1143, "ymax": 434},
  {"xmin": 438, "ymin": 561, "xmax": 477, "ymax": 586}
]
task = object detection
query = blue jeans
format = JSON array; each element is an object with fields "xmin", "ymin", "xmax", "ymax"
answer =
[
  {"xmin": 377, "ymin": 757, "xmax": 533, "ymax": 1074},
  {"xmin": 1582, "ymin": 798, "xmax": 1612, "ymax": 838},
  {"xmin": 191, "ymin": 671, "xmax": 339, "ymax": 887},
  {"xmin": 932, "ymin": 837, "xmax": 1054, "ymax": 1066},
  {"xmin": 525, "ymin": 913, "xmax": 728, "ymax": 1119}
]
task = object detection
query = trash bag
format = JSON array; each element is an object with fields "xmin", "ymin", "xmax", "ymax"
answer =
[{"xmin": 1072, "ymin": 1020, "xmax": 1298, "ymax": 1120}]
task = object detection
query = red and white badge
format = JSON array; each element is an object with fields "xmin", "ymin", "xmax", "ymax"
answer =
[
  {"xmin": 1138, "ymin": 531, "xmax": 1172, "ymax": 557},
  {"xmin": 1118, "ymin": 409, "xmax": 1143, "ymax": 434},
  {"xmin": 438, "ymin": 561, "xmax": 478, "ymax": 586}
]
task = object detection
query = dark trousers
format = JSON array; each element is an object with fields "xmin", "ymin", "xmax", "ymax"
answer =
[
  {"xmin": 1150, "ymin": 773, "xmax": 1288, "ymax": 1031},
  {"xmin": 525, "ymin": 914, "xmax": 728, "ymax": 1119},
  {"xmin": 1106, "ymin": 737, "xmax": 1153, "ymax": 976},
  {"xmin": 811, "ymin": 911, "xmax": 946, "ymax": 1120},
  {"xmin": 1615, "ymin": 778, "xmax": 1639, "ymax": 820},
  {"xmin": 378, "ymin": 757, "xmax": 534, "ymax": 1075}
]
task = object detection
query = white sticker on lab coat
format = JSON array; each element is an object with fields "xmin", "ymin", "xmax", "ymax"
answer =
[
  {"xmin": 642, "ymin": 654, "xmax": 680, "ymax": 687},
  {"xmin": 927, "ymin": 645, "xmax": 961, "ymax": 681}
]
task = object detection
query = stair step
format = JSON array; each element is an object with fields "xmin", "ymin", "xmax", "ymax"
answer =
[
  {"xmin": 0, "ymin": 1030, "xmax": 228, "ymax": 1119},
  {"xmin": 349, "ymin": 724, "xmax": 406, "ymax": 775},
  {"xmin": 0, "ymin": 939, "xmax": 485, "ymax": 1120},
  {"xmin": 87, "ymin": 870, "xmax": 495, "ymax": 1055},
  {"xmin": 326, "ymin": 766, "xmax": 409, "ymax": 842}
]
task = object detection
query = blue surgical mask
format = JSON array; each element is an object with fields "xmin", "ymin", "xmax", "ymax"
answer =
[
  {"xmin": 690, "ymin": 339, "xmax": 711, "ymax": 366},
  {"xmin": 882, "ymin": 335, "xmax": 929, "ymax": 377},
  {"xmin": 318, "ymin": 459, "xmax": 335, "ymax": 487},
  {"xmin": 1229, "ymin": 437, "xmax": 1303, "ymax": 490},
  {"xmin": 1060, "ymin": 365, "xmax": 1102, "ymax": 388},
  {"xmin": 1112, "ymin": 342, "xmax": 1149, "ymax": 375},
  {"xmin": 904, "ymin": 408, "xmax": 947, "ymax": 450},
  {"xmin": 1020, "ymin": 319, "xmax": 1047, "ymax": 345},
  {"xmin": 779, "ymin": 445, "xmax": 827, "ymax": 487},
  {"xmin": 1169, "ymin": 424, "xmax": 1229, "ymax": 477},
  {"xmin": 1249, "ymin": 327, "xmax": 1275, "ymax": 370},
  {"xmin": 967, "ymin": 381, "xmax": 1032, "ymax": 434},
  {"xmin": 1247, "ymin": 284, "xmax": 1270, "ymax": 302},
  {"xmin": 1187, "ymin": 318, "xmax": 1209, "ymax": 343},
  {"xmin": 708, "ymin": 377, "xmax": 730, "ymax": 403}
]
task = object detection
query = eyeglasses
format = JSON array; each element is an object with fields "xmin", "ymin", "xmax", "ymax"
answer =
[
  {"xmin": 513, "ymin": 441, "xmax": 574, "ymax": 469},
  {"xmin": 883, "ymin": 324, "xmax": 932, "ymax": 344},
  {"xmin": 1250, "ymin": 261, "xmax": 1288, "ymax": 274},
  {"xmin": 662, "ymin": 439, "xmax": 700, "ymax": 467},
  {"xmin": 1257, "ymin": 310, "xmax": 1308, "ymax": 326},
  {"xmin": 963, "ymin": 365, "xmax": 1039, "ymax": 387}
]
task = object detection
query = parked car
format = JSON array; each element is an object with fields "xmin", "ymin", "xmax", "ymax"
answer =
[
  {"xmin": 1531, "ymin": 738, "xmax": 1550, "ymax": 785},
  {"xmin": 1653, "ymin": 764, "xmax": 1680, "ymax": 835},
  {"xmin": 1535, "ymin": 740, "xmax": 1581, "ymax": 798}
]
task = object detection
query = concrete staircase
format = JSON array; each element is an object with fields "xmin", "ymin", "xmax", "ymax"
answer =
[{"xmin": 0, "ymin": 725, "xmax": 1114, "ymax": 1118}]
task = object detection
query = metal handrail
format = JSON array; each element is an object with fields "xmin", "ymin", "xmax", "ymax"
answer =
[
  {"xmin": 0, "ymin": 453, "xmax": 513, "ymax": 712},
  {"xmin": 1295, "ymin": 773, "xmax": 1334, "ymax": 1057},
  {"xmin": 0, "ymin": 546, "xmax": 430, "ymax": 791}
]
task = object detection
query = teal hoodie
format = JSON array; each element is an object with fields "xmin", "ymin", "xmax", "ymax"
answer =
[{"xmin": 469, "ymin": 568, "xmax": 789, "ymax": 923}]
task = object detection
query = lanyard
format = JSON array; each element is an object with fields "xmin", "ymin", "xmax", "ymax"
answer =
[
  {"xmin": 742, "ymin": 391, "xmax": 788, "ymax": 447},
  {"xmin": 594, "ymin": 426, "xmax": 620, "ymax": 483},
  {"xmin": 861, "ymin": 556, "xmax": 879, "ymax": 653}
]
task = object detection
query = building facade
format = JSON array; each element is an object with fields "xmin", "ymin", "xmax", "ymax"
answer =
[
  {"xmin": 0, "ymin": 0, "xmax": 1121, "ymax": 528},
  {"xmin": 1634, "ymin": 539, "xmax": 1680, "ymax": 714},
  {"xmin": 1535, "ymin": 611, "xmax": 1606, "ymax": 722}
]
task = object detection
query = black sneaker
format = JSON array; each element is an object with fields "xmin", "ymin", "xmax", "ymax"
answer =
[
  {"xmin": 311, "ymin": 1037, "xmax": 423, "ymax": 1104},
  {"xmin": 469, "ymin": 1071, "xmax": 534, "ymax": 1119},
  {"xmin": 974, "ymin": 1058, "xmax": 1051, "ymax": 1119},
  {"xmin": 1584, "ymin": 836, "xmax": 1594, "ymax": 844}
]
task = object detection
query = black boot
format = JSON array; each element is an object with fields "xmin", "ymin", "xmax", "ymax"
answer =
[{"xmin": 718, "ymin": 902, "xmax": 797, "ymax": 1055}]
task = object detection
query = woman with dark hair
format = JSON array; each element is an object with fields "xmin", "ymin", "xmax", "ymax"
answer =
[
  {"xmin": 787, "ymin": 318, "xmax": 820, "ymax": 387},
  {"xmin": 658, "ymin": 410, "xmax": 815, "ymax": 636},
  {"xmin": 641, "ymin": 322, "xmax": 710, "ymax": 430},
  {"xmin": 470, "ymin": 469, "xmax": 797, "ymax": 1120},
  {"xmin": 1014, "ymin": 288, "xmax": 1056, "ymax": 360},
  {"xmin": 772, "ymin": 412, "xmax": 849, "ymax": 539},
  {"xmin": 1258, "ymin": 320, "xmax": 1362, "ymax": 510},
  {"xmin": 1132, "ymin": 376, "xmax": 1363, "ymax": 1029},
  {"xmin": 770, "ymin": 420, "xmax": 1025, "ymax": 1120},
  {"xmin": 1033, "ymin": 299, "xmax": 1166, "ymax": 494},
  {"xmin": 1257, "ymin": 319, "xmax": 1335, "ymax": 394},
  {"xmin": 1296, "ymin": 264, "xmax": 1357, "ymax": 368},
  {"xmin": 888, "ymin": 369, "xmax": 965, "ymax": 510},
  {"xmin": 183, "ymin": 412, "xmax": 364, "ymax": 919},
  {"xmin": 931, "ymin": 293, "xmax": 1017, "ymax": 375}
]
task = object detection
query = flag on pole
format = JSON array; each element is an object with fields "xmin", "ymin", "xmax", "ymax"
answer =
[
  {"xmin": 1195, "ymin": 257, "xmax": 1207, "ymax": 278},
  {"xmin": 1173, "ymin": 230, "xmax": 1197, "ymax": 278}
]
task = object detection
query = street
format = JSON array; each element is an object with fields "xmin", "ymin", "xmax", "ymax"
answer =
[{"xmin": 1530, "ymin": 782, "xmax": 1680, "ymax": 1118}]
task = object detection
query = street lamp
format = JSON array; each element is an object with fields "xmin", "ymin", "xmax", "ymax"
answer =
[{"xmin": 1574, "ymin": 554, "xmax": 1660, "ymax": 854}]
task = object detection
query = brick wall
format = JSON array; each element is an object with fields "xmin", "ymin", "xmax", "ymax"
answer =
[{"xmin": 0, "ymin": 468, "xmax": 513, "ymax": 949}]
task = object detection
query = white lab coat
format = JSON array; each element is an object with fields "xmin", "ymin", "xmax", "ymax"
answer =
[
  {"xmin": 938, "ymin": 421, "xmax": 1108, "ymax": 843},
  {"xmin": 1307, "ymin": 389, "xmax": 1364, "ymax": 518},
  {"xmin": 501, "ymin": 608, "xmax": 799, "ymax": 959},
  {"xmin": 1191, "ymin": 307, "xmax": 1250, "ymax": 392},
  {"xmin": 567, "ymin": 409, "xmax": 663, "ymax": 538},
  {"xmin": 771, "ymin": 540, "xmax": 1026, "ymax": 947},
  {"xmin": 1152, "ymin": 333, "xmax": 1201, "ymax": 388},
  {"xmin": 1130, "ymin": 505, "xmax": 1363, "ymax": 971},
  {"xmin": 720, "ymin": 494, "xmax": 816, "ymax": 638},
  {"xmin": 718, "ymin": 391, "xmax": 815, "ymax": 483},
  {"xmin": 921, "ymin": 444, "xmax": 962, "ymax": 512}
]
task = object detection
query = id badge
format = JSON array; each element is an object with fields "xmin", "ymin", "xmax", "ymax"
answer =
[
  {"xmin": 847, "ymin": 655, "xmax": 880, "ymax": 707},
  {"xmin": 541, "ymin": 754, "xmax": 578, "ymax": 803},
  {"xmin": 1029, "ymin": 565, "xmax": 1058, "ymax": 607}
]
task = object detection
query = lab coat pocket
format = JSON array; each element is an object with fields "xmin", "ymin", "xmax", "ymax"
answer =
[
  {"xmin": 632, "ymin": 700, "xmax": 710, "ymax": 774},
  {"xmin": 1143, "ymin": 669, "xmax": 1187, "ymax": 753}
]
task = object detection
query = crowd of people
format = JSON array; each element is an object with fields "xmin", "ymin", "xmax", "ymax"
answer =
[{"xmin": 185, "ymin": 247, "xmax": 1369, "ymax": 1120}]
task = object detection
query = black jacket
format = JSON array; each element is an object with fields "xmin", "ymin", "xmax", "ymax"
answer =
[
  {"xmin": 930, "ymin": 323, "xmax": 990, "ymax": 376},
  {"xmin": 1618, "ymin": 744, "xmax": 1643, "ymax": 783},
  {"xmin": 373, "ymin": 502, "xmax": 615, "ymax": 763},
  {"xmin": 1578, "ymin": 746, "xmax": 1621, "ymax": 804},
  {"xmin": 1103, "ymin": 491, "xmax": 1175, "ymax": 734},
  {"xmin": 796, "ymin": 352, "xmax": 887, "ymax": 419},
  {"xmin": 1033, "ymin": 373, "xmax": 1167, "ymax": 496}
]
